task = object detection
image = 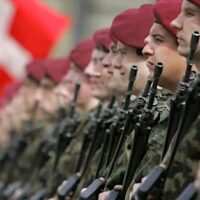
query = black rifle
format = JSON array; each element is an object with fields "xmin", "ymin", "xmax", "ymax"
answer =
[
  {"xmin": 10, "ymin": 83, "xmax": 81, "ymax": 200},
  {"xmin": 79, "ymin": 65, "xmax": 141, "ymax": 200},
  {"xmin": 52, "ymin": 82, "xmax": 81, "ymax": 172},
  {"xmin": 104, "ymin": 65, "xmax": 138, "ymax": 169},
  {"xmin": 107, "ymin": 62, "xmax": 163, "ymax": 200},
  {"xmin": 104, "ymin": 75, "xmax": 153, "ymax": 183},
  {"xmin": 176, "ymin": 183, "xmax": 198, "ymax": 200},
  {"xmin": 88, "ymin": 96, "xmax": 117, "ymax": 179},
  {"xmin": 161, "ymin": 31, "xmax": 200, "ymax": 159},
  {"xmin": 95, "ymin": 76, "xmax": 152, "ymax": 183},
  {"xmin": 56, "ymin": 101, "xmax": 107, "ymax": 200},
  {"xmin": 134, "ymin": 31, "xmax": 200, "ymax": 200},
  {"xmin": 57, "ymin": 96, "xmax": 116, "ymax": 200},
  {"xmin": 3, "ymin": 101, "xmax": 41, "ymax": 186}
]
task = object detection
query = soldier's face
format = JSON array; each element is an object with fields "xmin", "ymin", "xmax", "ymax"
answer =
[
  {"xmin": 35, "ymin": 77, "xmax": 58, "ymax": 121},
  {"xmin": 11, "ymin": 78, "xmax": 38, "ymax": 113},
  {"xmin": 143, "ymin": 23, "xmax": 186, "ymax": 92},
  {"xmin": 59, "ymin": 64, "xmax": 93, "ymax": 107},
  {"xmin": 116, "ymin": 41, "xmax": 149, "ymax": 96},
  {"xmin": 85, "ymin": 48, "xmax": 111, "ymax": 100},
  {"xmin": 54, "ymin": 83, "xmax": 71, "ymax": 109},
  {"xmin": 103, "ymin": 42, "xmax": 127, "ymax": 96},
  {"xmin": 171, "ymin": 0, "xmax": 200, "ymax": 68}
]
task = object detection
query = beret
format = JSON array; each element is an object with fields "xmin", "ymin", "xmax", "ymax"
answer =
[
  {"xmin": 44, "ymin": 57, "xmax": 69, "ymax": 84},
  {"xmin": 188, "ymin": 0, "xmax": 200, "ymax": 7},
  {"xmin": 69, "ymin": 39, "xmax": 95, "ymax": 70},
  {"xmin": 93, "ymin": 28, "xmax": 111, "ymax": 49},
  {"xmin": 153, "ymin": 0, "xmax": 182, "ymax": 36},
  {"xmin": 26, "ymin": 59, "xmax": 45, "ymax": 82},
  {"xmin": 110, "ymin": 5, "xmax": 154, "ymax": 48}
]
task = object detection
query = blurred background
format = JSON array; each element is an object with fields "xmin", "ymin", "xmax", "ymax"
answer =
[{"xmin": 0, "ymin": 0, "xmax": 154, "ymax": 82}]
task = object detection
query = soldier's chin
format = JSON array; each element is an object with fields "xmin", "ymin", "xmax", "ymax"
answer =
[
  {"xmin": 92, "ymin": 91, "xmax": 107, "ymax": 100},
  {"xmin": 177, "ymin": 45, "xmax": 189, "ymax": 58},
  {"xmin": 36, "ymin": 110, "xmax": 51, "ymax": 121}
]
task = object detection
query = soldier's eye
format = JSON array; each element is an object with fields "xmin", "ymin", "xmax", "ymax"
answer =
[
  {"xmin": 121, "ymin": 51, "xmax": 126, "ymax": 55},
  {"xmin": 184, "ymin": 8, "xmax": 196, "ymax": 17}
]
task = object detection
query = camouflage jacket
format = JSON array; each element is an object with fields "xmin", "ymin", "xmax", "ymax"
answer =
[
  {"xmin": 163, "ymin": 114, "xmax": 200, "ymax": 199},
  {"xmin": 44, "ymin": 110, "xmax": 93, "ymax": 197},
  {"xmin": 122, "ymin": 88, "xmax": 172, "ymax": 200}
]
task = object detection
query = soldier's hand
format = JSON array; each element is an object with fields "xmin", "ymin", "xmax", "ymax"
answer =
[
  {"xmin": 57, "ymin": 180, "xmax": 73, "ymax": 200},
  {"xmin": 98, "ymin": 191, "xmax": 110, "ymax": 200},
  {"xmin": 114, "ymin": 184, "xmax": 123, "ymax": 191},
  {"xmin": 48, "ymin": 196, "xmax": 57, "ymax": 200}
]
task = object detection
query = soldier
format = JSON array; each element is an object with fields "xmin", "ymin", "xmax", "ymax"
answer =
[
  {"xmin": 85, "ymin": 28, "xmax": 112, "ymax": 103},
  {"xmin": 158, "ymin": 0, "xmax": 200, "ymax": 199},
  {"xmin": 4, "ymin": 57, "xmax": 69, "ymax": 200},
  {"xmin": 108, "ymin": 5, "xmax": 153, "ymax": 98},
  {"xmin": 33, "ymin": 38, "xmax": 99, "ymax": 199},
  {"xmin": 0, "ymin": 60, "xmax": 44, "ymax": 149},
  {"xmin": 34, "ymin": 58, "xmax": 69, "ymax": 123}
]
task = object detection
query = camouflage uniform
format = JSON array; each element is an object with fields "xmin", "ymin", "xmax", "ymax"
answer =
[
  {"xmin": 116, "ymin": 88, "xmax": 172, "ymax": 200},
  {"xmin": 162, "ymin": 114, "xmax": 200, "ymax": 199},
  {"xmin": 73, "ymin": 105, "xmax": 118, "ymax": 199},
  {"xmin": 16, "ymin": 120, "xmax": 54, "ymax": 179},
  {"xmin": 44, "ymin": 110, "xmax": 93, "ymax": 197},
  {"xmin": 0, "ymin": 121, "xmax": 47, "ymax": 184},
  {"xmin": 76, "ymin": 88, "xmax": 172, "ymax": 199}
]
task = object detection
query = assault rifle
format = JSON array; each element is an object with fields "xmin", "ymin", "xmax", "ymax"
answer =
[
  {"xmin": 52, "ymin": 82, "xmax": 81, "ymax": 172},
  {"xmin": 107, "ymin": 62, "xmax": 163, "ymax": 200},
  {"xmin": 56, "ymin": 96, "xmax": 117, "ymax": 199},
  {"xmin": 10, "ymin": 83, "xmax": 81, "ymax": 200},
  {"xmin": 79, "ymin": 65, "xmax": 142, "ymax": 200},
  {"xmin": 3, "ymin": 101, "xmax": 40, "ymax": 185},
  {"xmin": 57, "ymin": 102, "xmax": 105, "ymax": 200}
]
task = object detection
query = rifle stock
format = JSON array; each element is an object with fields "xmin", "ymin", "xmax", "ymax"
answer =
[
  {"xmin": 176, "ymin": 183, "xmax": 198, "ymax": 200},
  {"xmin": 79, "ymin": 179, "xmax": 105, "ymax": 200},
  {"xmin": 57, "ymin": 174, "xmax": 81, "ymax": 200}
]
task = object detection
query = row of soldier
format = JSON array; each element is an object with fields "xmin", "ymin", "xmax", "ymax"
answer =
[{"xmin": 0, "ymin": 0, "xmax": 200, "ymax": 199}]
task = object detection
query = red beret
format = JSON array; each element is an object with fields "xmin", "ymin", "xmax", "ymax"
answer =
[
  {"xmin": 26, "ymin": 59, "xmax": 45, "ymax": 82},
  {"xmin": 110, "ymin": 5, "xmax": 154, "ymax": 48},
  {"xmin": 109, "ymin": 29, "xmax": 118, "ymax": 44},
  {"xmin": 69, "ymin": 39, "xmax": 95, "ymax": 70},
  {"xmin": 44, "ymin": 57, "xmax": 69, "ymax": 84},
  {"xmin": 153, "ymin": 0, "xmax": 182, "ymax": 36},
  {"xmin": 189, "ymin": 0, "xmax": 200, "ymax": 7},
  {"xmin": 93, "ymin": 28, "xmax": 111, "ymax": 49}
]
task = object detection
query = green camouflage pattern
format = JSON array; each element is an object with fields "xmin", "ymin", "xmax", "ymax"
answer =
[
  {"xmin": 45, "ymin": 111, "xmax": 92, "ymax": 197},
  {"xmin": 163, "ymin": 114, "xmax": 200, "ymax": 199},
  {"xmin": 73, "ymin": 106, "xmax": 118, "ymax": 199},
  {"xmin": 124, "ymin": 88, "xmax": 172, "ymax": 200}
]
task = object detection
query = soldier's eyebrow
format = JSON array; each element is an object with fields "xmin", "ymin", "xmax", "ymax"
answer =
[
  {"xmin": 185, "ymin": 2, "xmax": 200, "ymax": 13},
  {"xmin": 111, "ymin": 45, "xmax": 116, "ymax": 51},
  {"xmin": 152, "ymin": 33, "xmax": 165, "ymax": 39},
  {"xmin": 117, "ymin": 46, "xmax": 127, "ymax": 52}
]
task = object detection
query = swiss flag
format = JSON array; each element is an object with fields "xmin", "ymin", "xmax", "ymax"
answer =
[
  {"xmin": 0, "ymin": 65, "xmax": 15, "ymax": 98},
  {"xmin": 10, "ymin": 0, "xmax": 71, "ymax": 58},
  {"xmin": 0, "ymin": 0, "xmax": 71, "ymax": 78}
]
